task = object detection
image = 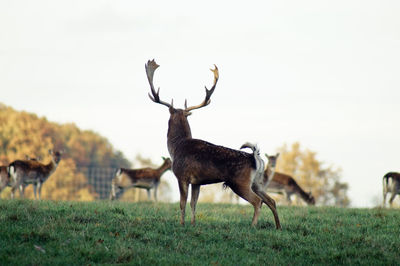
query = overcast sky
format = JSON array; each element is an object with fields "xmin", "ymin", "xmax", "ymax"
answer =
[{"xmin": 1, "ymin": 0, "xmax": 399, "ymax": 207}]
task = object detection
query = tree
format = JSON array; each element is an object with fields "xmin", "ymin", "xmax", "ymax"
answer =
[
  {"xmin": 0, "ymin": 103, "xmax": 130, "ymax": 200},
  {"xmin": 275, "ymin": 142, "xmax": 350, "ymax": 207}
]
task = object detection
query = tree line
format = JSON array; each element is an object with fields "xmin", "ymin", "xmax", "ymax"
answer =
[
  {"xmin": 0, "ymin": 103, "xmax": 130, "ymax": 200},
  {"xmin": 0, "ymin": 103, "xmax": 349, "ymax": 206}
]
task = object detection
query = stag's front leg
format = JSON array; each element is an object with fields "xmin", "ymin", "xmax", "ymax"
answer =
[
  {"xmin": 190, "ymin": 184, "xmax": 200, "ymax": 225},
  {"xmin": 178, "ymin": 181, "xmax": 189, "ymax": 225}
]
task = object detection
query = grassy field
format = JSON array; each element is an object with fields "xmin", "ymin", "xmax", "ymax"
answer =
[{"xmin": 0, "ymin": 200, "xmax": 399, "ymax": 265}]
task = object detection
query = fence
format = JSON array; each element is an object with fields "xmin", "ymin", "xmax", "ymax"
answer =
[{"xmin": 76, "ymin": 166, "xmax": 117, "ymax": 200}]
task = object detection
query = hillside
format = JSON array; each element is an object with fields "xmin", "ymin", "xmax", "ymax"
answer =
[{"xmin": 0, "ymin": 200, "xmax": 399, "ymax": 265}]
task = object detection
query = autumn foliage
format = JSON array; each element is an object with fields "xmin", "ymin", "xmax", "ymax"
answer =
[{"xmin": 0, "ymin": 103, "xmax": 130, "ymax": 200}]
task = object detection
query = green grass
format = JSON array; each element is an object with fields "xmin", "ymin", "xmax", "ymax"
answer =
[{"xmin": 0, "ymin": 200, "xmax": 399, "ymax": 265}]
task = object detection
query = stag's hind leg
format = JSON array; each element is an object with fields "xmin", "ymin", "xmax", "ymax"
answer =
[
  {"xmin": 252, "ymin": 184, "xmax": 281, "ymax": 230},
  {"xmin": 190, "ymin": 184, "xmax": 200, "ymax": 225},
  {"xmin": 178, "ymin": 181, "xmax": 189, "ymax": 225},
  {"xmin": 230, "ymin": 183, "xmax": 263, "ymax": 226}
]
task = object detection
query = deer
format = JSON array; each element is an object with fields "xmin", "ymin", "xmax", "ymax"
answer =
[
  {"xmin": 383, "ymin": 172, "xmax": 400, "ymax": 207},
  {"xmin": 109, "ymin": 157, "xmax": 172, "ymax": 201},
  {"xmin": 146, "ymin": 59, "xmax": 281, "ymax": 229},
  {"xmin": 8, "ymin": 149, "xmax": 63, "ymax": 200},
  {"xmin": 264, "ymin": 153, "xmax": 316, "ymax": 205}
]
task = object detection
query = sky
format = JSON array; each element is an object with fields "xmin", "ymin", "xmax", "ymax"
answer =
[{"xmin": 1, "ymin": 0, "xmax": 399, "ymax": 207}]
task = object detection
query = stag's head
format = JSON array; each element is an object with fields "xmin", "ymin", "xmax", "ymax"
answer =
[{"xmin": 146, "ymin": 59, "xmax": 218, "ymax": 131}]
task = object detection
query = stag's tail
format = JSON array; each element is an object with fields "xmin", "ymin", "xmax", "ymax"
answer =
[{"xmin": 240, "ymin": 142, "xmax": 265, "ymax": 178}]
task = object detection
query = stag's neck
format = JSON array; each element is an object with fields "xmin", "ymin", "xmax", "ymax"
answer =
[{"xmin": 167, "ymin": 118, "xmax": 192, "ymax": 159}]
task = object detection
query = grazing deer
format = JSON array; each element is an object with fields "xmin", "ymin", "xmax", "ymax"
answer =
[
  {"xmin": 8, "ymin": 149, "xmax": 63, "ymax": 200},
  {"xmin": 264, "ymin": 154, "xmax": 316, "ymax": 205},
  {"xmin": 146, "ymin": 59, "xmax": 281, "ymax": 229},
  {"xmin": 110, "ymin": 157, "xmax": 172, "ymax": 201},
  {"xmin": 383, "ymin": 172, "xmax": 400, "ymax": 207},
  {"xmin": 0, "ymin": 166, "xmax": 10, "ymax": 196}
]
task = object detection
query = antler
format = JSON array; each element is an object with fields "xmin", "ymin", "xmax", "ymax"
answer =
[
  {"xmin": 146, "ymin": 59, "xmax": 173, "ymax": 108},
  {"xmin": 184, "ymin": 65, "xmax": 219, "ymax": 112}
]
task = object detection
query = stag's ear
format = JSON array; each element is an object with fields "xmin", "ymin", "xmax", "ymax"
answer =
[
  {"xmin": 276, "ymin": 153, "xmax": 280, "ymax": 158},
  {"xmin": 161, "ymin": 156, "xmax": 166, "ymax": 160},
  {"xmin": 168, "ymin": 100, "xmax": 175, "ymax": 114}
]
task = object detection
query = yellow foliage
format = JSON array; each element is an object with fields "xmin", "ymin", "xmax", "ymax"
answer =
[
  {"xmin": 0, "ymin": 103, "xmax": 130, "ymax": 201},
  {"xmin": 276, "ymin": 142, "xmax": 349, "ymax": 207}
]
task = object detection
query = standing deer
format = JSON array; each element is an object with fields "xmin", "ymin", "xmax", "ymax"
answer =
[
  {"xmin": 146, "ymin": 59, "xmax": 281, "ymax": 229},
  {"xmin": 264, "ymin": 153, "xmax": 315, "ymax": 205},
  {"xmin": 383, "ymin": 172, "xmax": 400, "ymax": 207},
  {"xmin": 110, "ymin": 157, "xmax": 172, "ymax": 201},
  {"xmin": 8, "ymin": 149, "xmax": 63, "ymax": 200},
  {"xmin": 0, "ymin": 165, "xmax": 10, "ymax": 196}
]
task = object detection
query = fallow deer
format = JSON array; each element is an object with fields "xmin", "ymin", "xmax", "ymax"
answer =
[
  {"xmin": 8, "ymin": 149, "xmax": 63, "ymax": 200},
  {"xmin": 146, "ymin": 59, "xmax": 281, "ymax": 229},
  {"xmin": 109, "ymin": 157, "xmax": 172, "ymax": 201},
  {"xmin": 383, "ymin": 172, "xmax": 400, "ymax": 207},
  {"xmin": 264, "ymin": 154, "xmax": 315, "ymax": 205}
]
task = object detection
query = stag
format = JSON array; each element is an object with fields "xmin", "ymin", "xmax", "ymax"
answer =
[
  {"xmin": 146, "ymin": 59, "xmax": 281, "ymax": 229},
  {"xmin": 264, "ymin": 153, "xmax": 315, "ymax": 205},
  {"xmin": 8, "ymin": 150, "xmax": 63, "ymax": 200},
  {"xmin": 383, "ymin": 172, "xmax": 400, "ymax": 207},
  {"xmin": 110, "ymin": 157, "xmax": 172, "ymax": 201}
]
